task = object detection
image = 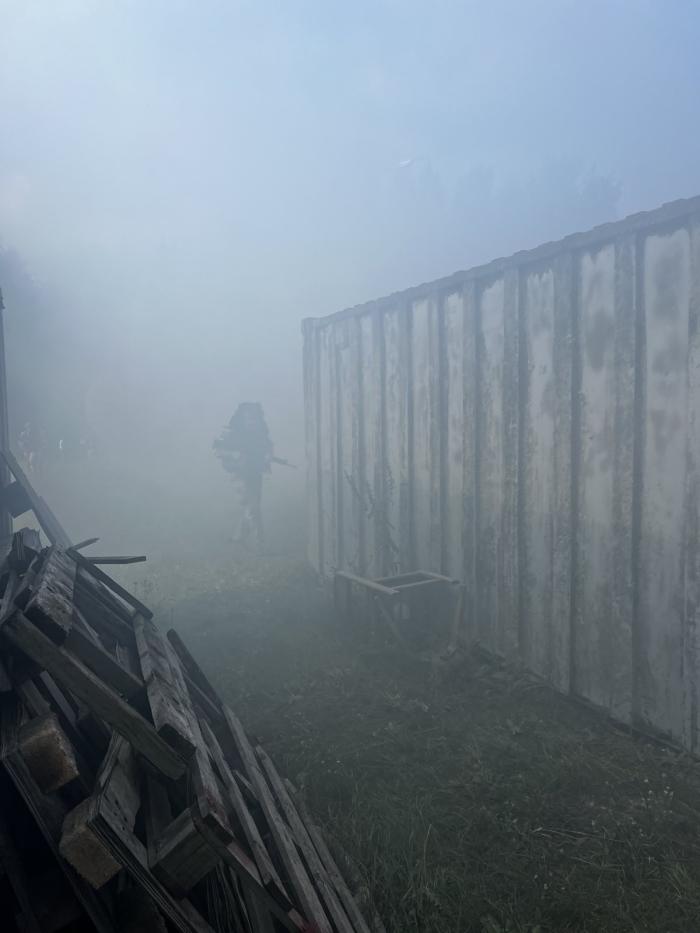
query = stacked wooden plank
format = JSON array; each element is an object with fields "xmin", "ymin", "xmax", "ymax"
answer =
[{"xmin": 0, "ymin": 533, "xmax": 377, "ymax": 933}]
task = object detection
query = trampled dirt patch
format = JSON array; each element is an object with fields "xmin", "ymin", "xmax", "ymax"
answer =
[{"xmin": 137, "ymin": 557, "xmax": 700, "ymax": 933}]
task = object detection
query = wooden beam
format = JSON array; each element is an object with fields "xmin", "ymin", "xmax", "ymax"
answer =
[
  {"xmin": 74, "ymin": 575, "xmax": 136, "ymax": 648},
  {"xmin": 88, "ymin": 555, "xmax": 147, "ymax": 566},
  {"xmin": 9, "ymin": 528, "xmax": 42, "ymax": 572},
  {"xmin": 150, "ymin": 806, "xmax": 219, "ymax": 894},
  {"xmin": 72, "ymin": 537, "xmax": 100, "ymax": 551},
  {"xmin": 0, "ymin": 567, "xmax": 18, "ymax": 626},
  {"xmin": 200, "ymin": 718, "xmax": 290, "ymax": 909},
  {"xmin": 87, "ymin": 736, "xmax": 218, "ymax": 932},
  {"xmin": 333, "ymin": 571, "xmax": 399, "ymax": 598},
  {"xmin": 0, "ymin": 694, "xmax": 117, "ymax": 933},
  {"xmin": 165, "ymin": 639, "xmax": 231, "ymax": 835},
  {"xmin": 29, "ymin": 675, "xmax": 96, "ymax": 792},
  {"xmin": 166, "ymin": 629, "xmax": 221, "ymax": 709},
  {"xmin": 22, "ymin": 547, "xmax": 76, "ymax": 644},
  {"xmin": 66, "ymin": 611, "xmax": 144, "ymax": 701},
  {"xmin": 143, "ymin": 773, "xmax": 174, "ymax": 889},
  {"xmin": 70, "ymin": 551, "xmax": 153, "ymax": 620},
  {"xmin": 18, "ymin": 711, "xmax": 79, "ymax": 793},
  {"xmin": 192, "ymin": 817, "xmax": 305, "ymax": 933},
  {"xmin": 183, "ymin": 671, "xmax": 223, "ymax": 725},
  {"xmin": 257, "ymin": 746, "xmax": 355, "ymax": 933},
  {"xmin": 285, "ymin": 780, "xmax": 374, "ymax": 933},
  {"xmin": 134, "ymin": 615, "xmax": 197, "ymax": 760},
  {"xmin": 0, "ymin": 449, "xmax": 71, "ymax": 547},
  {"xmin": 0, "ymin": 479, "xmax": 32, "ymax": 517},
  {"xmin": 1, "ymin": 611, "xmax": 185, "ymax": 779},
  {"xmin": 222, "ymin": 705, "xmax": 333, "ymax": 933},
  {"xmin": 60, "ymin": 796, "xmax": 123, "ymax": 889}
]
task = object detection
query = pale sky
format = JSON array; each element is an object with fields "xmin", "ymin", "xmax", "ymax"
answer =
[{"xmin": 1, "ymin": 0, "xmax": 699, "ymax": 458}]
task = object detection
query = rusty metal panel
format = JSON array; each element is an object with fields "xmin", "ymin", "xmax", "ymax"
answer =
[
  {"xmin": 684, "ymin": 217, "xmax": 700, "ymax": 753},
  {"xmin": 519, "ymin": 256, "xmax": 573, "ymax": 691},
  {"xmin": 444, "ymin": 290, "xmax": 466, "ymax": 581},
  {"xmin": 334, "ymin": 319, "xmax": 359, "ymax": 572},
  {"xmin": 473, "ymin": 272, "xmax": 520, "ymax": 658},
  {"xmin": 475, "ymin": 278, "xmax": 506, "ymax": 650},
  {"xmin": 382, "ymin": 308, "xmax": 407, "ymax": 575},
  {"xmin": 462, "ymin": 282, "xmax": 479, "ymax": 636},
  {"xmin": 551, "ymin": 253, "xmax": 575, "ymax": 693},
  {"xmin": 521, "ymin": 266, "xmax": 556, "ymax": 677},
  {"xmin": 360, "ymin": 312, "xmax": 383, "ymax": 577},
  {"xmin": 638, "ymin": 227, "xmax": 692, "ymax": 739},
  {"xmin": 303, "ymin": 194, "xmax": 700, "ymax": 755},
  {"xmin": 410, "ymin": 299, "xmax": 441, "ymax": 572},
  {"xmin": 302, "ymin": 320, "xmax": 321, "ymax": 572},
  {"xmin": 318, "ymin": 325, "xmax": 337, "ymax": 575},
  {"xmin": 573, "ymin": 240, "xmax": 635, "ymax": 720}
]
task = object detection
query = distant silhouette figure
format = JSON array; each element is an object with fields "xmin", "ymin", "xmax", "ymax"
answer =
[{"xmin": 213, "ymin": 403, "xmax": 273, "ymax": 550}]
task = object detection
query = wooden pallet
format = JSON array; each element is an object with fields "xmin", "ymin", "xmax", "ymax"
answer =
[{"xmin": 0, "ymin": 528, "xmax": 378, "ymax": 933}]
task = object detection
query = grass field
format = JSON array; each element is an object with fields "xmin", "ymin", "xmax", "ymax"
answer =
[{"xmin": 124, "ymin": 555, "xmax": 700, "ymax": 933}]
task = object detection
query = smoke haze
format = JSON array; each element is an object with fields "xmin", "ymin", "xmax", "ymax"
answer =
[{"xmin": 1, "ymin": 0, "xmax": 699, "ymax": 554}]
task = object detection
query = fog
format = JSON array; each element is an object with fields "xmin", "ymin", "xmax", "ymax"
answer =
[{"xmin": 1, "ymin": 0, "xmax": 699, "ymax": 556}]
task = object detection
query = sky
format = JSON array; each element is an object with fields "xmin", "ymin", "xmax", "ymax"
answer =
[{"xmin": 1, "ymin": 0, "xmax": 700, "ymax": 466}]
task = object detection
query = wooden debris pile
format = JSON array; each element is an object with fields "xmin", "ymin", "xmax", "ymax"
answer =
[{"xmin": 0, "ymin": 527, "xmax": 376, "ymax": 930}]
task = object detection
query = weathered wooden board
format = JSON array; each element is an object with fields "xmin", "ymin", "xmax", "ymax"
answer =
[
  {"xmin": 66, "ymin": 611, "xmax": 143, "ymax": 700},
  {"xmin": 201, "ymin": 718, "xmax": 290, "ymax": 907},
  {"xmin": 22, "ymin": 547, "xmax": 76, "ymax": 644},
  {"xmin": 284, "ymin": 779, "xmax": 372, "ymax": 933},
  {"xmin": 71, "ymin": 551, "xmax": 153, "ymax": 621},
  {"xmin": 87, "ymin": 735, "xmax": 215, "ymax": 933},
  {"xmin": 74, "ymin": 571, "xmax": 137, "ymax": 648},
  {"xmin": 134, "ymin": 615, "xmax": 196, "ymax": 759},
  {"xmin": 150, "ymin": 806, "xmax": 219, "ymax": 894},
  {"xmin": 0, "ymin": 695, "xmax": 116, "ymax": 933},
  {"xmin": 166, "ymin": 629, "xmax": 220, "ymax": 710},
  {"xmin": 222, "ymin": 705, "xmax": 332, "ymax": 933},
  {"xmin": 0, "ymin": 450, "xmax": 71, "ymax": 547},
  {"xmin": 2, "ymin": 611, "xmax": 185, "ymax": 779},
  {"xmin": 9, "ymin": 527, "xmax": 42, "ymax": 573},
  {"xmin": 18, "ymin": 711, "xmax": 79, "ymax": 793},
  {"xmin": 257, "ymin": 746, "xmax": 354, "ymax": 933}
]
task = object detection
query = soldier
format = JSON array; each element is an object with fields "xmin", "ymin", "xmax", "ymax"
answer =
[{"xmin": 213, "ymin": 403, "xmax": 274, "ymax": 550}]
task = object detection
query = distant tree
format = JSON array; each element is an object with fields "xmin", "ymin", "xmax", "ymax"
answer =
[
  {"xmin": 0, "ymin": 244, "xmax": 85, "ymax": 453},
  {"xmin": 0, "ymin": 245, "xmax": 46, "ymax": 437},
  {"xmin": 387, "ymin": 157, "xmax": 622, "ymax": 284}
]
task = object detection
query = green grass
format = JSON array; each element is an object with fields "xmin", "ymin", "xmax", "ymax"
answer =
[{"xmin": 132, "ymin": 556, "xmax": 700, "ymax": 933}]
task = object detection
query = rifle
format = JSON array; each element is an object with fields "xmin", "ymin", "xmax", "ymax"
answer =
[{"xmin": 272, "ymin": 456, "xmax": 297, "ymax": 470}]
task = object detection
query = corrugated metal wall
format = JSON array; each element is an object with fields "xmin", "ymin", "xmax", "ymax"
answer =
[{"xmin": 302, "ymin": 195, "xmax": 700, "ymax": 753}]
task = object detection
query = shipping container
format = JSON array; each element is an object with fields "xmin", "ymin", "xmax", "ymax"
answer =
[{"xmin": 303, "ymin": 194, "xmax": 700, "ymax": 754}]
